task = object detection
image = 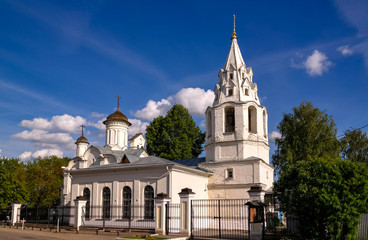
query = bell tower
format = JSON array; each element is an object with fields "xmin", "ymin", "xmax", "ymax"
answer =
[{"xmin": 205, "ymin": 17, "xmax": 270, "ymax": 164}]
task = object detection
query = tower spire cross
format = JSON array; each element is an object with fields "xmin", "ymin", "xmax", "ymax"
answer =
[
  {"xmin": 233, "ymin": 14, "xmax": 236, "ymax": 33},
  {"xmin": 116, "ymin": 94, "xmax": 122, "ymax": 110},
  {"xmin": 80, "ymin": 125, "xmax": 85, "ymax": 136}
]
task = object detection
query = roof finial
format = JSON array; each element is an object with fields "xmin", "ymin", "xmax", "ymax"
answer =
[
  {"xmin": 116, "ymin": 94, "xmax": 122, "ymax": 110},
  {"xmin": 232, "ymin": 14, "xmax": 237, "ymax": 39},
  {"xmin": 80, "ymin": 125, "xmax": 85, "ymax": 136}
]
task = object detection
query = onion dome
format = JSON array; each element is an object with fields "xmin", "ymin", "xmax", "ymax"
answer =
[
  {"xmin": 103, "ymin": 95, "xmax": 132, "ymax": 126},
  {"xmin": 103, "ymin": 109, "xmax": 131, "ymax": 126},
  {"xmin": 75, "ymin": 125, "xmax": 89, "ymax": 144}
]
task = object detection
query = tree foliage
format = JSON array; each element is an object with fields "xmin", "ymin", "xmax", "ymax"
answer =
[
  {"xmin": 0, "ymin": 157, "xmax": 28, "ymax": 208},
  {"xmin": 273, "ymin": 101, "xmax": 368, "ymax": 239},
  {"xmin": 25, "ymin": 156, "xmax": 70, "ymax": 207},
  {"xmin": 146, "ymin": 104, "xmax": 205, "ymax": 160},
  {"xmin": 340, "ymin": 129, "xmax": 368, "ymax": 164},
  {"xmin": 272, "ymin": 101, "xmax": 340, "ymax": 174},
  {"xmin": 274, "ymin": 157, "xmax": 368, "ymax": 239}
]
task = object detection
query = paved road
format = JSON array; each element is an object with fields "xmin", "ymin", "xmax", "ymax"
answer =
[{"xmin": 0, "ymin": 227, "xmax": 119, "ymax": 240}]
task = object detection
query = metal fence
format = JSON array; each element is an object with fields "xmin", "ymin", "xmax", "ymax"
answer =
[
  {"xmin": 358, "ymin": 213, "xmax": 368, "ymax": 240},
  {"xmin": 165, "ymin": 203, "xmax": 180, "ymax": 234},
  {"xmin": 18, "ymin": 206, "xmax": 74, "ymax": 227},
  {"xmin": 191, "ymin": 199, "xmax": 250, "ymax": 240},
  {"xmin": 81, "ymin": 205, "xmax": 155, "ymax": 230},
  {"xmin": 0, "ymin": 208, "xmax": 12, "ymax": 225}
]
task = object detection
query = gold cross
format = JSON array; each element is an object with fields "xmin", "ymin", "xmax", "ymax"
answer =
[
  {"xmin": 80, "ymin": 125, "xmax": 85, "ymax": 136},
  {"xmin": 233, "ymin": 14, "xmax": 236, "ymax": 32},
  {"xmin": 116, "ymin": 95, "xmax": 122, "ymax": 109}
]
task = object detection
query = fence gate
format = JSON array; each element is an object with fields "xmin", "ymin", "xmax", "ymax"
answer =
[
  {"xmin": 165, "ymin": 203, "xmax": 180, "ymax": 234},
  {"xmin": 191, "ymin": 199, "xmax": 249, "ymax": 239}
]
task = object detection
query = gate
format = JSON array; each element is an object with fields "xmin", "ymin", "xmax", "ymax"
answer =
[
  {"xmin": 191, "ymin": 199, "xmax": 249, "ymax": 239},
  {"xmin": 165, "ymin": 203, "xmax": 180, "ymax": 234}
]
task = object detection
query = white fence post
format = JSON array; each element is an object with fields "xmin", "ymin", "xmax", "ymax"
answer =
[
  {"xmin": 179, "ymin": 188, "xmax": 195, "ymax": 236},
  {"xmin": 154, "ymin": 193, "xmax": 170, "ymax": 235},
  {"xmin": 11, "ymin": 201, "xmax": 21, "ymax": 226},
  {"xmin": 73, "ymin": 196, "xmax": 87, "ymax": 231}
]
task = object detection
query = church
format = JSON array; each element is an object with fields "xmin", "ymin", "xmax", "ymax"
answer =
[{"xmin": 61, "ymin": 25, "xmax": 274, "ymax": 229}]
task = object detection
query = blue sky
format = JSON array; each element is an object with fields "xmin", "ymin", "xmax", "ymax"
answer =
[{"xmin": 0, "ymin": 0, "xmax": 367, "ymax": 161}]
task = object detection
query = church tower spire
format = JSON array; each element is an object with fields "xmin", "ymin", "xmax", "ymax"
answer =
[
  {"xmin": 75, "ymin": 125, "xmax": 89, "ymax": 158},
  {"xmin": 205, "ymin": 19, "xmax": 269, "ymax": 163}
]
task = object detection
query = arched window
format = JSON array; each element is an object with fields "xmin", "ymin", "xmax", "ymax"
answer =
[
  {"xmin": 207, "ymin": 111, "xmax": 212, "ymax": 137},
  {"xmin": 225, "ymin": 107, "xmax": 235, "ymax": 132},
  {"xmin": 144, "ymin": 186, "xmax": 154, "ymax": 220},
  {"xmin": 122, "ymin": 186, "xmax": 131, "ymax": 219},
  {"xmin": 83, "ymin": 188, "xmax": 90, "ymax": 219},
  {"xmin": 263, "ymin": 110, "xmax": 267, "ymax": 138},
  {"xmin": 248, "ymin": 106, "xmax": 257, "ymax": 133},
  {"xmin": 102, "ymin": 187, "xmax": 111, "ymax": 219}
]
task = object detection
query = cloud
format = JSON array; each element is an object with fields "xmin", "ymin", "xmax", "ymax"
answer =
[
  {"xmin": 90, "ymin": 112, "xmax": 106, "ymax": 118},
  {"xmin": 87, "ymin": 118, "xmax": 105, "ymax": 131},
  {"xmin": 337, "ymin": 45, "xmax": 353, "ymax": 56},
  {"xmin": 12, "ymin": 129, "xmax": 74, "ymax": 150},
  {"xmin": 134, "ymin": 99, "xmax": 172, "ymax": 121},
  {"xmin": 269, "ymin": 131, "xmax": 282, "ymax": 140},
  {"xmin": 134, "ymin": 88, "xmax": 214, "ymax": 121},
  {"xmin": 304, "ymin": 50, "xmax": 332, "ymax": 76},
  {"xmin": 128, "ymin": 119, "xmax": 149, "ymax": 136},
  {"xmin": 19, "ymin": 149, "xmax": 63, "ymax": 161},
  {"xmin": 170, "ymin": 88, "xmax": 214, "ymax": 117},
  {"xmin": 292, "ymin": 50, "xmax": 332, "ymax": 76},
  {"xmin": 20, "ymin": 114, "xmax": 86, "ymax": 133}
]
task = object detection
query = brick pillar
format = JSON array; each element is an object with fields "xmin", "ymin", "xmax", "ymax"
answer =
[
  {"xmin": 74, "ymin": 196, "xmax": 88, "ymax": 230},
  {"xmin": 11, "ymin": 201, "xmax": 21, "ymax": 226},
  {"xmin": 179, "ymin": 188, "xmax": 195, "ymax": 236},
  {"xmin": 154, "ymin": 193, "xmax": 170, "ymax": 235}
]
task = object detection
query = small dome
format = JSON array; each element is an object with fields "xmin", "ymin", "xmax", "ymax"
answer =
[
  {"xmin": 103, "ymin": 109, "xmax": 132, "ymax": 126},
  {"xmin": 75, "ymin": 135, "xmax": 88, "ymax": 144}
]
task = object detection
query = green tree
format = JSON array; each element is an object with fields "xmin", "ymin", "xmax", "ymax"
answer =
[
  {"xmin": 146, "ymin": 104, "xmax": 205, "ymax": 160},
  {"xmin": 0, "ymin": 157, "xmax": 28, "ymax": 208},
  {"xmin": 25, "ymin": 156, "xmax": 70, "ymax": 207},
  {"xmin": 274, "ymin": 157, "xmax": 368, "ymax": 239},
  {"xmin": 272, "ymin": 101, "xmax": 340, "ymax": 174},
  {"xmin": 340, "ymin": 129, "xmax": 368, "ymax": 163}
]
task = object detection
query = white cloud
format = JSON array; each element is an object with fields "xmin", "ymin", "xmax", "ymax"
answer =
[
  {"xmin": 20, "ymin": 114, "xmax": 86, "ymax": 133},
  {"xmin": 12, "ymin": 129, "xmax": 74, "ymax": 149},
  {"xmin": 128, "ymin": 119, "xmax": 149, "ymax": 136},
  {"xmin": 170, "ymin": 88, "xmax": 214, "ymax": 117},
  {"xmin": 87, "ymin": 118, "xmax": 105, "ymax": 130},
  {"xmin": 90, "ymin": 112, "xmax": 106, "ymax": 118},
  {"xmin": 303, "ymin": 50, "xmax": 332, "ymax": 76},
  {"xmin": 19, "ymin": 151, "xmax": 32, "ymax": 161},
  {"xmin": 134, "ymin": 99, "xmax": 172, "ymax": 121},
  {"xmin": 19, "ymin": 149, "xmax": 63, "ymax": 161},
  {"xmin": 337, "ymin": 45, "xmax": 353, "ymax": 56},
  {"xmin": 134, "ymin": 88, "xmax": 214, "ymax": 121},
  {"xmin": 269, "ymin": 131, "xmax": 282, "ymax": 140}
]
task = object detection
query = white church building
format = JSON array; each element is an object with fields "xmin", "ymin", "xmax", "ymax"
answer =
[{"xmin": 61, "ymin": 26, "xmax": 274, "ymax": 234}]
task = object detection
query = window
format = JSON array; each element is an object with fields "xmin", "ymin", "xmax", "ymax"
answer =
[
  {"xmin": 144, "ymin": 185, "xmax": 154, "ymax": 220},
  {"xmin": 245, "ymin": 88, "xmax": 249, "ymax": 96},
  {"xmin": 122, "ymin": 186, "xmax": 132, "ymax": 219},
  {"xmin": 242, "ymin": 72, "xmax": 245, "ymax": 79},
  {"xmin": 228, "ymin": 89, "xmax": 233, "ymax": 96},
  {"xmin": 83, "ymin": 188, "xmax": 90, "ymax": 219},
  {"xmin": 207, "ymin": 111, "xmax": 212, "ymax": 137},
  {"xmin": 227, "ymin": 169, "xmax": 233, "ymax": 179},
  {"xmin": 248, "ymin": 106, "xmax": 257, "ymax": 133},
  {"xmin": 102, "ymin": 187, "xmax": 111, "ymax": 219},
  {"xmin": 263, "ymin": 110, "xmax": 267, "ymax": 138},
  {"xmin": 225, "ymin": 107, "xmax": 235, "ymax": 132},
  {"xmin": 230, "ymin": 73, "xmax": 234, "ymax": 79}
]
